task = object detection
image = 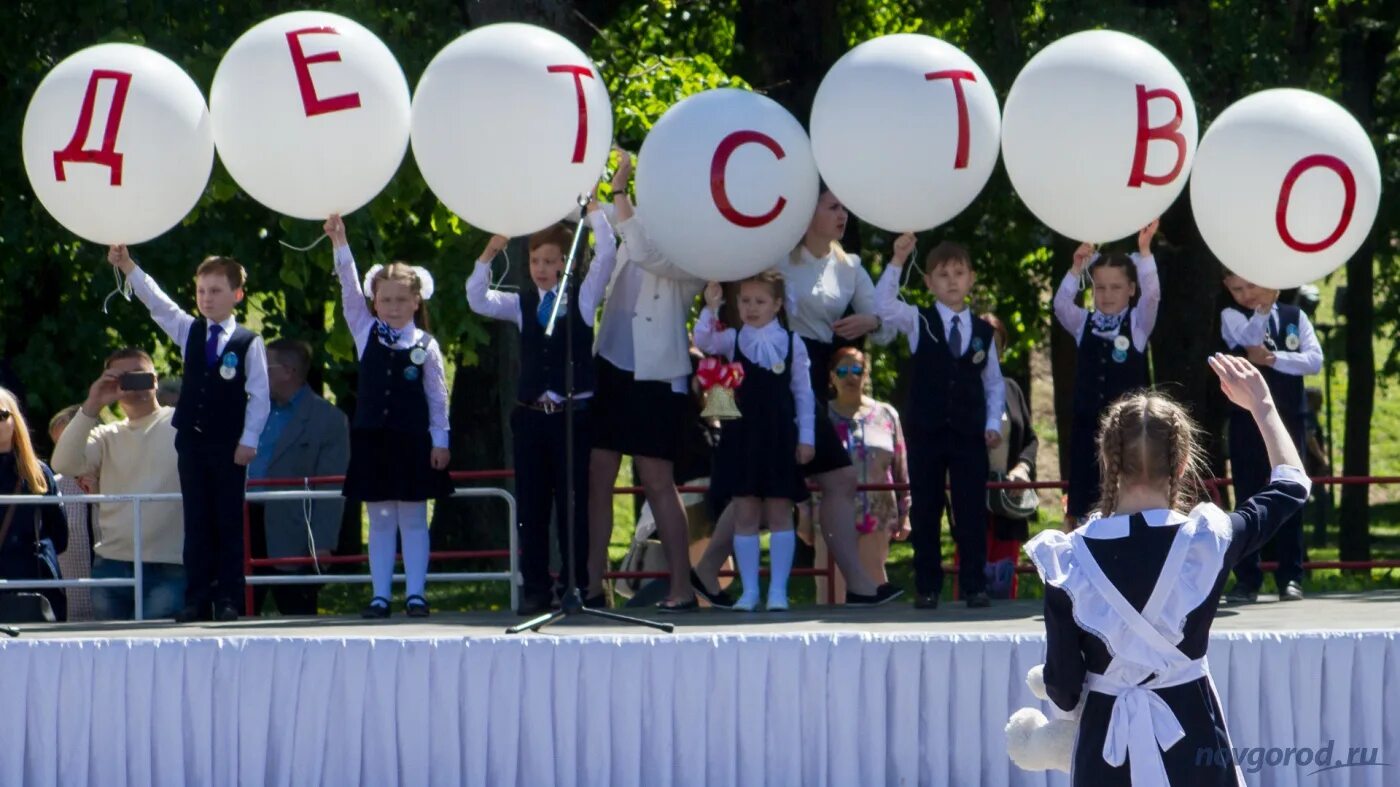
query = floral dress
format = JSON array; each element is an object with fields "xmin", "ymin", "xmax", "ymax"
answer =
[{"xmin": 828, "ymin": 398, "xmax": 909, "ymax": 534}]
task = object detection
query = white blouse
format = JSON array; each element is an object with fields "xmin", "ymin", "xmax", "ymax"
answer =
[{"xmin": 778, "ymin": 246, "xmax": 896, "ymax": 346}]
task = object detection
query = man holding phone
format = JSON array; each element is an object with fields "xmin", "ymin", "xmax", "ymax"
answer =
[{"xmin": 51, "ymin": 348, "xmax": 186, "ymax": 620}]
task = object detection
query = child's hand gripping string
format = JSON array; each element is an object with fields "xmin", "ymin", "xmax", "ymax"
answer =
[
  {"xmin": 704, "ymin": 281, "xmax": 725, "ymax": 313},
  {"xmin": 1070, "ymin": 242, "xmax": 1097, "ymax": 278},
  {"xmin": 1138, "ymin": 217, "xmax": 1159, "ymax": 257},
  {"xmin": 324, "ymin": 215, "xmax": 348, "ymax": 249},
  {"xmin": 478, "ymin": 234, "xmax": 509, "ymax": 263}
]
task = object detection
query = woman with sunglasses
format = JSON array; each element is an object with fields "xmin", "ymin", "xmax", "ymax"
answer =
[
  {"xmin": 0, "ymin": 388, "xmax": 69, "ymax": 621},
  {"xmin": 801, "ymin": 348, "xmax": 910, "ymax": 601}
]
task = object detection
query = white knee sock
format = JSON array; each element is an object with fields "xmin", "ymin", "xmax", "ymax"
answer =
[
  {"xmin": 396, "ymin": 501, "xmax": 431, "ymax": 598},
  {"xmin": 734, "ymin": 534, "xmax": 762, "ymax": 609},
  {"xmin": 367, "ymin": 504, "xmax": 399, "ymax": 601},
  {"xmin": 767, "ymin": 530, "xmax": 795, "ymax": 608}
]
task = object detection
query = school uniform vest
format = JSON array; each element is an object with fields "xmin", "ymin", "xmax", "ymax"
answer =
[
  {"xmin": 518, "ymin": 285, "xmax": 596, "ymax": 402},
  {"xmin": 173, "ymin": 319, "xmax": 254, "ymax": 447},
  {"xmin": 1225, "ymin": 303, "xmax": 1307, "ymax": 420},
  {"xmin": 1073, "ymin": 308, "xmax": 1148, "ymax": 418},
  {"xmin": 353, "ymin": 333, "xmax": 431, "ymax": 433},
  {"xmin": 906, "ymin": 307, "xmax": 994, "ymax": 437}
]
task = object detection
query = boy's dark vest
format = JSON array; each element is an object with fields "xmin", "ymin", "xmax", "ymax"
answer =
[
  {"xmin": 354, "ymin": 331, "xmax": 431, "ymax": 432},
  {"xmin": 173, "ymin": 319, "xmax": 254, "ymax": 447},
  {"xmin": 518, "ymin": 285, "xmax": 596, "ymax": 402},
  {"xmin": 906, "ymin": 307, "xmax": 995, "ymax": 437},
  {"xmin": 1074, "ymin": 308, "xmax": 1149, "ymax": 418},
  {"xmin": 1225, "ymin": 303, "xmax": 1306, "ymax": 420}
]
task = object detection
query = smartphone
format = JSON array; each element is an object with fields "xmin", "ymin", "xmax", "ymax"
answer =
[{"xmin": 119, "ymin": 372, "xmax": 156, "ymax": 391}]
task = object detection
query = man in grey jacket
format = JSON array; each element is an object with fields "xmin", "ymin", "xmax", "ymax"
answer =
[{"xmin": 247, "ymin": 339, "xmax": 350, "ymax": 615}]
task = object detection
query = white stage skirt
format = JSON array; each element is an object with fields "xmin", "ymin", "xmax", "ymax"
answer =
[{"xmin": 1, "ymin": 630, "xmax": 1395, "ymax": 786}]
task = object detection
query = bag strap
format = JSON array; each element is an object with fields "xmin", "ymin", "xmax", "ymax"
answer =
[{"xmin": 0, "ymin": 479, "xmax": 23, "ymax": 547}]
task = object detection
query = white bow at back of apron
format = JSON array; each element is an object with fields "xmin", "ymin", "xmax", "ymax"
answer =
[{"xmin": 1025, "ymin": 504, "xmax": 1234, "ymax": 787}]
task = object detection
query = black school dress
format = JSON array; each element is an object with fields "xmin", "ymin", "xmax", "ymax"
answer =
[
  {"xmin": 709, "ymin": 329, "xmax": 809, "ymax": 503},
  {"xmin": 1067, "ymin": 310, "xmax": 1148, "ymax": 518},
  {"xmin": 1027, "ymin": 466, "xmax": 1310, "ymax": 786}
]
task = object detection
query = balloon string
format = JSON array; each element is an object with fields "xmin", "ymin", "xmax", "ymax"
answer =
[
  {"xmin": 101, "ymin": 265, "xmax": 132, "ymax": 316},
  {"xmin": 278, "ymin": 233, "xmax": 329, "ymax": 252},
  {"xmin": 896, "ymin": 237, "xmax": 940, "ymax": 345},
  {"xmin": 491, "ymin": 248, "xmax": 520, "ymax": 291}
]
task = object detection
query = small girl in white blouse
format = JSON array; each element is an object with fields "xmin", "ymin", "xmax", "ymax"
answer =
[{"xmin": 694, "ymin": 270, "xmax": 814, "ymax": 611}]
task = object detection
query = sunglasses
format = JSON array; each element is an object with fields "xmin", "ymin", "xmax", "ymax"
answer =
[
  {"xmin": 0, "ymin": 410, "xmax": 10, "ymax": 422},
  {"xmin": 834, "ymin": 365, "xmax": 865, "ymax": 378}
]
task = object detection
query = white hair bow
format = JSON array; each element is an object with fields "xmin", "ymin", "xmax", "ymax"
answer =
[{"xmin": 363, "ymin": 264, "xmax": 436, "ymax": 301}]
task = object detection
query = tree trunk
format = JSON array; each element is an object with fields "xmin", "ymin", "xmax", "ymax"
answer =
[{"xmin": 733, "ymin": 0, "xmax": 842, "ymax": 117}]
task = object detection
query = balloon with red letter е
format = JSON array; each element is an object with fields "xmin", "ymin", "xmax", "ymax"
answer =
[
  {"xmin": 1190, "ymin": 89, "xmax": 1380, "ymax": 290},
  {"xmin": 411, "ymin": 23, "xmax": 613, "ymax": 237},
  {"xmin": 210, "ymin": 11, "xmax": 411, "ymax": 220},
  {"xmin": 1000, "ymin": 29, "xmax": 1198, "ymax": 243},
  {"xmin": 22, "ymin": 43, "xmax": 214, "ymax": 245},
  {"xmin": 635, "ymin": 88, "xmax": 820, "ymax": 281}
]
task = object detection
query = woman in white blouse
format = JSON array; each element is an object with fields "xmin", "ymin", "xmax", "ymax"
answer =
[{"xmin": 692, "ymin": 187, "xmax": 905, "ymax": 607}]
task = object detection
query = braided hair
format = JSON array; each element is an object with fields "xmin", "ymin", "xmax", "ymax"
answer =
[{"xmin": 1094, "ymin": 392, "xmax": 1206, "ymax": 516}]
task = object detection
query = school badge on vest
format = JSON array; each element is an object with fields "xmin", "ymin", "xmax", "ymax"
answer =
[
  {"xmin": 772, "ymin": 360, "xmax": 786, "ymax": 374},
  {"xmin": 1112, "ymin": 334, "xmax": 1130, "ymax": 363},
  {"xmin": 1284, "ymin": 324, "xmax": 1300, "ymax": 351},
  {"xmin": 409, "ymin": 346, "xmax": 428, "ymax": 366},
  {"xmin": 403, "ymin": 365, "xmax": 421, "ymax": 382},
  {"xmin": 219, "ymin": 352, "xmax": 238, "ymax": 380},
  {"xmin": 971, "ymin": 336, "xmax": 986, "ymax": 365}
]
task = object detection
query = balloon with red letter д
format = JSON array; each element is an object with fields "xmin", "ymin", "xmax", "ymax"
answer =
[
  {"xmin": 1190, "ymin": 89, "xmax": 1380, "ymax": 290},
  {"xmin": 210, "ymin": 11, "xmax": 411, "ymax": 220},
  {"xmin": 635, "ymin": 88, "xmax": 820, "ymax": 281},
  {"xmin": 810, "ymin": 33, "xmax": 1000, "ymax": 232},
  {"xmin": 1000, "ymin": 30, "xmax": 1197, "ymax": 243},
  {"xmin": 411, "ymin": 23, "xmax": 613, "ymax": 237},
  {"xmin": 22, "ymin": 43, "xmax": 214, "ymax": 245}
]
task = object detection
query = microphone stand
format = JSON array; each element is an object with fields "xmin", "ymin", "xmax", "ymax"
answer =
[
  {"xmin": 508, "ymin": 195, "xmax": 673, "ymax": 635},
  {"xmin": 0, "ymin": 626, "xmax": 18, "ymax": 637}
]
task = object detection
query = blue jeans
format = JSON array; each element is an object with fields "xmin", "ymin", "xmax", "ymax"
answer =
[{"xmin": 91, "ymin": 557, "xmax": 186, "ymax": 621}]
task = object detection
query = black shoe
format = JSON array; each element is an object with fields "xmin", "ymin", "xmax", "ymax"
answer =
[
  {"xmin": 1281, "ymin": 581, "xmax": 1304, "ymax": 601},
  {"xmin": 966, "ymin": 592, "xmax": 991, "ymax": 609},
  {"xmin": 1224, "ymin": 586, "xmax": 1258, "ymax": 604},
  {"xmin": 405, "ymin": 595, "xmax": 431, "ymax": 618},
  {"xmin": 174, "ymin": 605, "xmax": 205, "ymax": 624},
  {"xmin": 655, "ymin": 597, "xmax": 699, "ymax": 613},
  {"xmin": 214, "ymin": 603, "xmax": 239, "ymax": 622},
  {"xmin": 361, "ymin": 597, "xmax": 391, "ymax": 619},
  {"xmin": 516, "ymin": 592, "xmax": 552, "ymax": 616},
  {"xmin": 913, "ymin": 594, "xmax": 939, "ymax": 610},
  {"xmin": 846, "ymin": 583, "xmax": 905, "ymax": 607},
  {"xmin": 582, "ymin": 593, "xmax": 609, "ymax": 609},
  {"xmin": 690, "ymin": 570, "xmax": 735, "ymax": 609}
]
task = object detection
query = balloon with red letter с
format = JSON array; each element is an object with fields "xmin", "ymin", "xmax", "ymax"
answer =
[
  {"xmin": 1190, "ymin": 89, "xmax": 1380, "ymax": 290},
  {"xmin": 210, "ymin": 11, "xmax": 411, "ymax": 220},
  {"xmin": 22, "ymin": 43, "xmax": 214, "ymax": 245},
  {"xmin": 810, "ymin": 33, "xmax": 1000, "ymax": 232},
  {"xmin": 1000, "ymin": 30, "xmax": 1197, "ymax": 242},
  {"xmin": 635, "ymin": 88, "xmax": 820, "ymax": 281},
  {"xmin": 411, "ymin": 23, "xmax": 612, "ymax": 237}
]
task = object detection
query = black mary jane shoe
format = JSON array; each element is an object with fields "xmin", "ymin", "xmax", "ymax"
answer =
[
  {"xmin": 405, "ymin": 595, "xmax": 431, "ymax": 618},
  {"xmin": 361, "ymin": 597, "xmax": 392, "ymax": 619},
  {"xmin": 655, "ymin": 597, "xmax": 699, "ymax": 613},
  {"xmin": 690, "ymin": 570, "xmax": 735, "ymax": 609}
]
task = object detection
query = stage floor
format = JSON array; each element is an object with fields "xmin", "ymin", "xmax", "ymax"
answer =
[{"xmin": 18, "ymin": 589, "xmax": 1400, "ymax": 640}]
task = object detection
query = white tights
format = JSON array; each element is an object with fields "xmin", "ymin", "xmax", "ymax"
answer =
[{"xmin": 367, "ymin": 501, "xmax": 430, "ymax": 600}]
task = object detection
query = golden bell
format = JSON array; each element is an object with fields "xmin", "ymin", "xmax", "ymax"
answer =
[{"xmin": 701, "ymin": 387, "xmax": 742, "ymax": 420}]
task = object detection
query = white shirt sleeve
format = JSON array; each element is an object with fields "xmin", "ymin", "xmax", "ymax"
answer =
[
  {"xmin": 577, "ymin": 209, "xmax": 616, "ymax": 326},
  {"xmin": 240, "ymin": 336, "xmax": 271, "ymax": 449},
  {"xmin": 874, "ymin": 264, "xmax": 922, "ymax": 353},
  {"xmin": 334, "ymin": 244, "xmax": 376, "ymax": 357},
  {"xmin": 127, "ymin": 265, "xmax": 195, "ymax": 356},
  {"xmin": 617, "ymin": 215, "xmax": 702, "ymax": 282},
  {"xmin": 982, "ymin": 342, "xmax": 1007, "ymax": 434},
  {"xmin": 791, "ymin": 335, "xmax": 815, "ymax": 446},
  {"xmin": 424, "ymin": 337, "xmax": 450, "ymax": 449},
  {"xmin": 693, "ymin": 306, "xmax": 737, "ymax": 359},
  {"xmin": 851, "ymin": 265, "xmax": 897, "ymax": 347},
  {"xmin": 1053, "ymin": 271, "xmax": 1087, "ymax": 345},
  {"xmin": 1220, "ymin": 308, "xmax": 1253, "ymax": 349},
  {"xmin": 1271, "ymin": 310, "xmax": 1324, "ymax": 377},
  {"xmin": 465, "ymin": 260, "xmax": 522, "ymax": 330},
  {"xmin": 1239, "ymin": 309, "xmax": 1273, "ymax": 347},
  {"xmin": 1130, "ymin": 252, "xmax": 1160, "ymax": 352}
]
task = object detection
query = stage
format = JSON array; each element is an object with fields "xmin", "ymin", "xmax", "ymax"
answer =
[{"xmin": 3, "ymin": 594, "xmax": 1397, "ymax": 786}]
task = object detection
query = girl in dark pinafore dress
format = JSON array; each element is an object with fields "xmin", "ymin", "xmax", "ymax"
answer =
[{"xmin": 694, "ymin": 271, "xmax": 814, "ymax": 612}]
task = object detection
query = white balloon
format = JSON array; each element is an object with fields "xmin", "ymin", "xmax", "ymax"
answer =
[
  {"xmin": 211, "ymin": 11, "xmax": 410, "ymax": 220},
  {"xmin": 411, "ymin": 23, "xmax": 612, "ymax": 237},
  {"xmin": 810, "ymin": 33, "xmax": 1000, "ymax": 232},
  {"xmin": 1001, "ymin": 30, "xmax": 1197, "ymax": 242},
  {"xmin": 22, "ymin": 43, "xmax": 213, "ymax": 245},
  {"xmin": 635, "ymin": 89, "xmax": 819, "ymax": 282},
  {"xmin": 1190, "ymin": 89, "xmax": 1380, "ymax": 289}
]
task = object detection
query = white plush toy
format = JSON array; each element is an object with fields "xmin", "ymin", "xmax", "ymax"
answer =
[{"xmin": 1005, "ymin": 664, "xmax": 1079, "ymax": 773}]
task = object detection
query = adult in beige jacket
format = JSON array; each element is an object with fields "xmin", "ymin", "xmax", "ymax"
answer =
[{"xmin": 52, "ymin": 348, "xmax": 185, "ymax": 620}]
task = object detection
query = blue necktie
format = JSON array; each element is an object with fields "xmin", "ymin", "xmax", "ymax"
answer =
[
  {"xmin": 537, "ymin": 289, "xmax": 557, "ymax": 328},
  {"xmin": 374, "ymin": 321, "xmax": 402, "ymax": 347},
  {"xmin": 205, "ymin": 323, "xmax": 222, "ymax": 367},
  {"xmin": 948, "ymin": 313, "xmax": 963, "ymax": 357}
]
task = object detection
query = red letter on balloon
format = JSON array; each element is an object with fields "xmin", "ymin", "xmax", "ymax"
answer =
[
  {"xmin": 285, "ymin": 27, "xmax": 362, "ymax": 117},
  {"xmin": 547, "ymin": 65, "xmax": 595, "ymax": 163},
  {"xmin": 53, "ymin": 69, "xmax": 132, "ymax": 186},
  {"xmin": 1127, "ymin": 85, "xmax": 1186, "ymax": 187},
  {"xmin": 710, "ymin": 130, "xmax": 787, "ymax": 228},
  {"xmin": 924, "ymin": 69, "xmax": 975, "ymax": 169},
  {"xmin": 1275, "ymin": 154, "xmax": 1356, "ymax": 253}
]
